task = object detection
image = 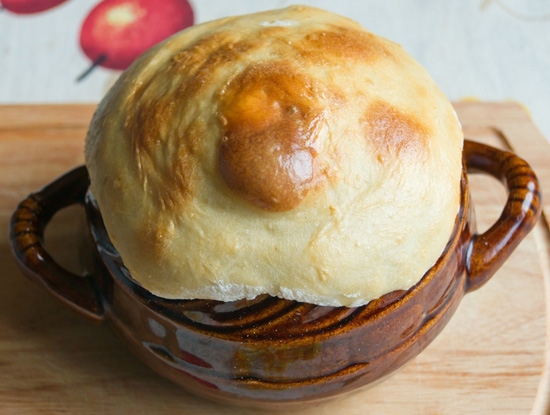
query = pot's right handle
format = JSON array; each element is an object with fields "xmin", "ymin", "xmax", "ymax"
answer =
[{"xmin": 464, "ymin": 140, "xmax": 542, "ymax": 292}]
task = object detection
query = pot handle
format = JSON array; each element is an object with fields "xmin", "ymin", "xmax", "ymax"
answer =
[
  {"xmin": 9, "ymin": 166, "xmax": 105, "ymax": 323},
  {"xmin": 464, "ymin": 140, "xmax": 541, "ymax": 292}
]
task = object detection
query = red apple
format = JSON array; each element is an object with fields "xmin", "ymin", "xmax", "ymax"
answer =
[
  {"xmin": 79, "ymin": 0, "xmax": 194, "ymax": 72},
  {"xmin": 0, "ymin": 0, "xmax": 68, "ymax": 14}
]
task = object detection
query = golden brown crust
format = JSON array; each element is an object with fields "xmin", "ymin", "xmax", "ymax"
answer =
[
  {"xmin": 362, "ymin": 100, "xmax": 430, "ymax": 162},
  {"xmin": 127, "ymin": 90, "xmax": 198, "ymax": 212},
  {"xmin": 218, "ymin": 61, "xmax": 327, "ymax": 211},
  {"xmin": 85, "ymin": 6, "xmax": 464, "ymax": 307},
  {"xmin": 295, "ymin": 25, "xmax": 394, "ymax": 64}
]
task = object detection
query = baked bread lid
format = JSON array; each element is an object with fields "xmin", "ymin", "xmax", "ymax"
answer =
[{"xmin": 85, "ymin": 5, "xmax": 464, "ymax": 307}]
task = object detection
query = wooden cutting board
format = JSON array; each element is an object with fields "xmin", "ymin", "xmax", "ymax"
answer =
[{"xmin": 0, "ymin": 102, "xmax": 548, "ymax": 415}]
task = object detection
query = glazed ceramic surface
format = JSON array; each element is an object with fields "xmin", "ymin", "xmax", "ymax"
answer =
[{"xmin": 10, "ymin": 140, "xmax": 541, "ymax": 409}]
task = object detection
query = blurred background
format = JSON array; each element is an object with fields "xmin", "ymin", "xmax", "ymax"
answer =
[{"xmin": 1, "ymin": 0, "xmax": 549, "ymax": 141}]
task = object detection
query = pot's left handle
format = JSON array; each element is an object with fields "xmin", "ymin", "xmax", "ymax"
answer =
[{"xmin": 9, "ymin": 166, "xmax": 106, "ymax": 323}]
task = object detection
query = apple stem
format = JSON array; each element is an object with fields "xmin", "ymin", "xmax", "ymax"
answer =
[{"xmin": 76, "ymin": 54, "xmax": 107, "ymax": 82}]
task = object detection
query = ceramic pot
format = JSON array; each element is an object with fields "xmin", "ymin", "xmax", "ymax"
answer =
[{"xmin": 10, "ymin": 140, "xmax": 541, "ymax": 410}]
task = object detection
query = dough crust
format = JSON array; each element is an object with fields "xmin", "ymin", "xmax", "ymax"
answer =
[{"xmin": 85, "ymin": 6, "xmax": 464, "ymax": 306}]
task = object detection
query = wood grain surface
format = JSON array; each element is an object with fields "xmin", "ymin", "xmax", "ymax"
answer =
[{"xmin": 0, "ymin": 102, "xmax": 548, "ymax": 414}]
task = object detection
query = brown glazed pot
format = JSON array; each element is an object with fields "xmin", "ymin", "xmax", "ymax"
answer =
[{"xmin": 10, "ymin": 140, "xmax": 541, "ymax": 410}]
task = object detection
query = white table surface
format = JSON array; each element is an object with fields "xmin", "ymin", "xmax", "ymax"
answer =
[{"xmin": 1, "ymin": 0, "xmax": 549, "ymax": 141}]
